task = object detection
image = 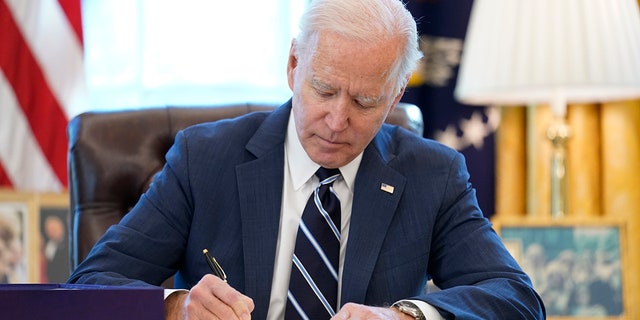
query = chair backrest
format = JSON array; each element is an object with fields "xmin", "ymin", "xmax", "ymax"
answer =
[{"xmin": 67, "ymin": 102, "xmax": 423, "ymax": 269}]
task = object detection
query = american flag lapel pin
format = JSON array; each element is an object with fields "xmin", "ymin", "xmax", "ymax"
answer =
[{"xmin": 380, "ymin": 183, "xmax": 394, "ymax": 194}]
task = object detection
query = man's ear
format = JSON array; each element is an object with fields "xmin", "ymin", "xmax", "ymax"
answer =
[
  {"xmin": 287, "ymin": 39, "xmax": 298, "ymax": 90},
  {"xmin": 388, "ymin": 79, "xmax": 409, "ymax": 114}
]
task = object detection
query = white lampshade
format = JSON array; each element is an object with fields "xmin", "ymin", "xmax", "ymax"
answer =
[{"xmin": 455, "ymin": 0, "xmax": 640, "ymax": 116}]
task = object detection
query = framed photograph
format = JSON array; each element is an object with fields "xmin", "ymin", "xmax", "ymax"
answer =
[
  {"xmin": 494, "ymin": 217, "xmax": 630, "ymax": 320},
  {"xmin": 0, "ymin": 190, "xmax": 39, "ymax": 283},
  {"xmin": 36, "ymin": 192, "xmax": 71, "ymax": 283}
]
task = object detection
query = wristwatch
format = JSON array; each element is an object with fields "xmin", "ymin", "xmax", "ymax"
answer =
[{"xmin": 392, "ymin": 301, "xmax": 426, "ymax": 320}]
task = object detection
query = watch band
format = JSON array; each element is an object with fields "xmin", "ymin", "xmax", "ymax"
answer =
[{"xmin": 392, "ymin": 301, "xmax": 427, "ymax": 320}]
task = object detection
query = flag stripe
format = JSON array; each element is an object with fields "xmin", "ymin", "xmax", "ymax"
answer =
[
  {"xmin": 0, "ymin": 162, "xmax": 11, "ymax": 187},
  {"xmin": 0, "ymin": 0, "xmax": 68, "ymax": 188},
  {"xmin": 57, "ymin": 0, "xmax": 84, "ymax": 45},
  {"xmin": 6, "ymin": 0, "xmax": 86, "ymax": 118},
  {"xmin": 0, "ymin": 71, "xmax": 63, "ymax": 191}
]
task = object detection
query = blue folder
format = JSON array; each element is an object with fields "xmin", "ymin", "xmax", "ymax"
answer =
[{"xmin": 0, "ymin": 283, "xmax": 164, "ymax": 320}]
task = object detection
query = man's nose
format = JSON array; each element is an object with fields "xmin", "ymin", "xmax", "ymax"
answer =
[{"xmin": 325, "ymin": 98, "xmax": 350, "ymax": 132}]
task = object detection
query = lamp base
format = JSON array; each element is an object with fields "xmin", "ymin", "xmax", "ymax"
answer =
[{"xmin": 546, "ymin": 117, "xmax": 571, "ymax": 219}]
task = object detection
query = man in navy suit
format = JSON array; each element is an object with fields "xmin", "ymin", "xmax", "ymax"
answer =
[{"xmin": 69, "ymin": 0, "xmax": 545, "ymax": 319}]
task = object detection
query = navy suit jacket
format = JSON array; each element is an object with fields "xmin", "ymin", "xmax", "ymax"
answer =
[{"xmin": 69, "ymin": 102, "xmax": 544, "ymax": 319}]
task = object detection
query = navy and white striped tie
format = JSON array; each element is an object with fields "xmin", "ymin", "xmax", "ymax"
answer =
[{"xmin": 285, "ymin": 167, "xmax": 341, "ymax": 320}]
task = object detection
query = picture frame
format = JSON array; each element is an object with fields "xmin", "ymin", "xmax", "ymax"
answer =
[
  {"xmin": 0, "ymin": 189, "xmax": 39, "ymax": 283},
  {"xmin": 493, "ymin": 216, "xmax": 630, "ymax": 320},
  {"xmin": 36, "ymin": 192, "xmax": 71, "ymax": 283}
]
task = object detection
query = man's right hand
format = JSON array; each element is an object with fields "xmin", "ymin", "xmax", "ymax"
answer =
[{"xmin": 165, "ymin": 274, "xmax": 254, "ymax": 320}]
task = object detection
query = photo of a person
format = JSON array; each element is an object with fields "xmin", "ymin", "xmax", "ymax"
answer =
[
  {"xmin": 39, "ymin": 208, "xmax": 70, "ymax": 283},
  {"xmin": 0, "ymin": 206, "xmax": 27, "ymax": 283}
]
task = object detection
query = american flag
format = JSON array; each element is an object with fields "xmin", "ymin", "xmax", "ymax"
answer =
[{"xmin": 0, "ymin": 0, "xmax": 85, "ymax": 192}]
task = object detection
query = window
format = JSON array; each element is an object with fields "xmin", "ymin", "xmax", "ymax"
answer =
[{"xmin": 82, "ymin": 0, "xmax": 306, "ymax": 110}]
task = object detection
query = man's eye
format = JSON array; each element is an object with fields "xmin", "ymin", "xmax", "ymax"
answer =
[
  {"xmin": 316, "ymin": 90, "xmax": 333, "ymax": 97},
  {"xmin": 355, "ymin": 100, "xmax": 374, "ymax": 108}
]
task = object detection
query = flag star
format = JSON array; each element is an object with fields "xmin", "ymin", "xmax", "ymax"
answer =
[
  {"xmin": 460, "ymin": 111, "xmax": 489, "ymax": 150},
  {"xmin": 434, "ymin": 124, "xmax": 464, "ymax": 150}
]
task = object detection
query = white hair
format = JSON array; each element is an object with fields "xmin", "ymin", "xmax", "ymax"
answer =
[{"xmin": 295, "ymin": 0, "xmax": 423, "ymax": 95}]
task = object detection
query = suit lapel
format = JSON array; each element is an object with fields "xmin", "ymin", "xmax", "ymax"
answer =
[
  {"xmin": 236, "ymin": 103, "xmax": 290, "ymax": 318},
  {"xmin": 340, "ymin": 137, "xmax": 406, "ymax": 305}
]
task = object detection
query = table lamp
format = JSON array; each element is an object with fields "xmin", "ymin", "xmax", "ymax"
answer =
[{"xmin": 454, "ymin": 0, "xmax": 640, "ymax": 218}]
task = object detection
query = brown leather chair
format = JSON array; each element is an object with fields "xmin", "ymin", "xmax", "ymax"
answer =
[{"xmin": 67, "ymin": 102, "xmax": 424, "ymax": 273}]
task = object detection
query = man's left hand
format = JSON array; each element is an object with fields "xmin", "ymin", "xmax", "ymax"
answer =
[{"xmin": 331, "ymin": 302, "xmax": 414, "ymax": 320}]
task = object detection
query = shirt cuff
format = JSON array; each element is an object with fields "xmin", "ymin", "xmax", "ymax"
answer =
[
  {"xmin": 402, "ymin": 299, "xmax": 445, "ymax": 320},
  {"xmin": 164, "ymin": 288, "xmax": 189, "ymax": 299}
]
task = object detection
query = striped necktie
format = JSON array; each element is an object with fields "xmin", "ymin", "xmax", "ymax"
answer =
[{"xmin": 285, "ymin": 167, "xmax": 341, "ymax": 320}]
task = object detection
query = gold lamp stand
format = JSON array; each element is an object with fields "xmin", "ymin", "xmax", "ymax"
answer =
[{"xmin": 547, "ymin": 116, "xmax": 571, "ymax": 219}]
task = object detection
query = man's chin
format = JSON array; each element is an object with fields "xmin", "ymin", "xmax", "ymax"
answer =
[{"xmin": 309, "ymin": 152, "xmax": 353, "ymax": 169}]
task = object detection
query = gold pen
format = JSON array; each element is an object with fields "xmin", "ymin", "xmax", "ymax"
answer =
[{"xmin": 202, "ymin": 248, "xmax": 227, "ymax": 282}]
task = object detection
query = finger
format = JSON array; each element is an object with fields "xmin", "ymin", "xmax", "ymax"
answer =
[
  {"xmin": 198, "ymin": 274, "xmax": 253, "ymax": 319},
  {"xmin": 184, "ymin": 276, "xmax": 235, "ymax": 319},
  {"xmin": 332, "ymin": 303, "xmax": 353, "ymax": 320},
  {"xmin": 184, "ymin": 283, "xmax": 223, "ymax": 319},
  {"xmin": 212, "ymin": 283, "xmax": 253, "ymax": 319},
  {"xmin": 334, "ymin": 303, "xmax": 399, "ymax": 320},
  {"xmin": 331, "ymin": 307, "xmax": 350, "ymax": 320}
]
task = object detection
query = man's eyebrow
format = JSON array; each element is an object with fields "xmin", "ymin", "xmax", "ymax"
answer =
[
  {"xmin": 356, "ymin": 95, "xmax": 384, "ymax": 105},
  {"xmin": 311, "ymin": 78, "xmax": 333, "ymax": 91},
  {"xmin": 311, "ymin": 78, "xmax": 384, "ymax": 105}
]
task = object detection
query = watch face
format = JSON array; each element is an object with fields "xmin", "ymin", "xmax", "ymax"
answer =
[
  {"xmin": 399, "ymin": 305, "xmax": 420, "ymax": 317},
  {"xmin": 393, "ymin": 302, "xmax": 424, "ymax": 320}
]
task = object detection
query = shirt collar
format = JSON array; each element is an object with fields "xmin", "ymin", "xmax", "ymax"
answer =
[{"xmin": 285, "ymin": 110, "xmax": 361, "ymax": 192}]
